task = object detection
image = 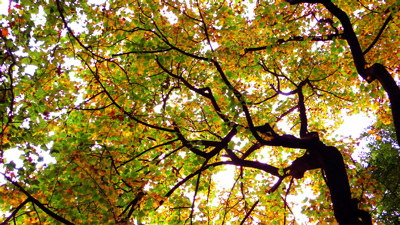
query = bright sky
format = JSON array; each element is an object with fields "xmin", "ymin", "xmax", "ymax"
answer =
[{"xmin": 0, "ymin": 2, "xmax": 7, "ymax": 15}]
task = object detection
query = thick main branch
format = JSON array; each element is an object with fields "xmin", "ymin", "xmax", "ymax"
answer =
[{"xmin": 285, "ymin": 0, "xmax": 400, "ymax": 145}]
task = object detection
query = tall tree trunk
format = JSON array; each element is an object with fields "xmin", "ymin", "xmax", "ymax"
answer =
[{"xmin": 321, "ymin": 146, "xmax": 372, "ymax": 224}]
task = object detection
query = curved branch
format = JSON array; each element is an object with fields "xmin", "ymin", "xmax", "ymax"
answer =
[
  {"xmin": 195, "ymin": 0, "xmax": 215, "ymax": 52},
  {"xmin": 120, "ymin": 191, "xmax": 145, "ymax": 222},
  {"xmin": 366, "ymin": 63, "xmax": 400, "ymax": 146},
  {"xmin": 268, "ymin": 176, "xmax": 285, "ymax": 193},
  {"xmin": 80, "ymin": 57, "xmax": 175, "ymax": 133},
  {"xmin": 314, "ymin": 87, "xmax": 354, "ymax": 102},
  {"xmin": 225, "ymin": 147, "xmax": 280, "ymax": 176},
  {"xmin": 211, "ymin": 59, "xmax": 264, "ymax": 142},
  {"xmin": 363, "ymin": 14, "xmax": 393, "ymax": 55},
  {"xmin": 1, "ymin": 198, "xmax": 30, "ymax": 225},
  {"xmin": 174, "ymin": 125, "xmax": 238, "ymax": 159},
  {"xmin": 118, "ymin": 139, "xmax": 180, "ymax": 168},
  {"xmin": 56, "ymin": 0, "xmax": 107, "ymax": 61},
  {"xmin": 297, "ymin": 80, "xmax": 308, "ymax": 138},
  {"xmin": 319, "ymin": 1, "xmax": 367, "ymax": 77},
  {"xmin": 285, "ymin": 0, "xmax": 400, "ymax": 149},
  {"xmin": 161, "ymin": 155, "xmax": 281, "ymax": 210},
  {"xmin": 161, "ymin": 161, "xmax": 236, "ymax": 204},
  {"xmin": 112, "ymin": 48, "xmax": 173, "ymax": 56},
  {"xmin": 173, "ymin": 126, "xmax": 216, "ymax": 159},
  {"xmin": 2, "ymin": 174, "xmax": 74, "ymax": 225},
  {"xmin": 149, "ymin": 19, "xmax": 210, "ymax": 62},
  {"xmin": 241, "ymin": 143, "xmax": 264, "ymax": 159},
  {"xmin": 285, "ymin": 0, "xmax": 368, "ymax": 78},
  {"xmin": 240, "ymin": 200, "xmax": 259, "ymax": 225},
  {"xmin": 155, "ymin": 58, "xmax": 230, "ymax": 122},
  {"xmin": 245, "ymin": 33, "xmax": 343, "ymax": 52}
]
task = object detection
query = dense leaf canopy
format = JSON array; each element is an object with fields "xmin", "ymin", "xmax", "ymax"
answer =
[
  {"xmin": 0, "ymin": 0, "xmax": 399, "ymax": 224},
  {"xmin": 361, "ymin": 124, "xmax": 400, "ymax": 224}
]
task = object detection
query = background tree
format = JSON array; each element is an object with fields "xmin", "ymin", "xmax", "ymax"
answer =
[
  {"xmin": 0, "ymin": 0, "xmax": 399, "ymax": 224},
  {"xmin": 361, "ymin": 123, "xmax": 400, "ymax": 224}
]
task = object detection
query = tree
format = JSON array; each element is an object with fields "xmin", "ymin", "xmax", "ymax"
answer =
[
  {"xmin": 0, "ymin": 0, "xmax": 398, "ymax": 224},
  {"xmin": 361, "ymin": 123, "xmax": 400, "ymax": 224}
]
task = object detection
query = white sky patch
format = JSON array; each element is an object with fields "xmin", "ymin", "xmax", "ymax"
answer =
[
  {"xmin": 0, "ymin": 0, "xmax": 8, "ymax": 15},
  {"xmin": 353, "ymin": 9, "xmax": 365, "ymax": 19},
  {"xmin": 335, "ymin": 113, "xmax": 375, "ymax": 163},
  {"xmin": 87, "ymin": 0, "xmax": 107, "ymax": 5},
  {"xmin": 286, "ymin": 183, "xmax": 315, "ymax": 224},
  {"xmin": 31, "ymin": 6, "xmax": 46, "ymax": 26},
  {"xmin": 212, "ymin": 165, "xmax": 236, "ymax": 190},
  {"xmin": 201, "ymin": 40, "xmax": 219, "ymax": 53},
  {"xmin": 335, "ymin": 113, "xmax": 374, "ymax": 137},
  {"xmin": 3, "ymin": 149, "xmax": 24, "ymax": 168},
  {"xmin": 153, "ymin": 104, "xmax": 163, "ymax": 114},
  {"xmin": 1, "ymin": 144, "xmax": 57, "ymax": 179},
  {"xmin": 24, "ymin": 64, "xmax": 38, "ymax": 75},
  {"xmin": 68, "ymin": 17, "xmax": 89, "ymax": 34},
  {"xmin": 242, "ymin": 0, "xmax": 256, "ymax": 20},
  {"xmin": 64, "ymin": 58, "xmax": 86, "ymax": 105},
  {"xmin": 161, "ymin": 6, "xmax": 178, "ymax": 25}
]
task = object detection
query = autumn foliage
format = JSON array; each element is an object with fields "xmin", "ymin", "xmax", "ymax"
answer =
[{"xmin": 0, "ymin": 0, "xmax": 399, "ymax": 224}]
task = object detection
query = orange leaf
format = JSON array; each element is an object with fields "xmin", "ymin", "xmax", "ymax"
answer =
[{"xmin": 1, "ymin": 28, "xmax": 8, "ymax": 36}]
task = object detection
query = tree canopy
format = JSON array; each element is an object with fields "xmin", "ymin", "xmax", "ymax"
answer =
[
  {"xmin": 361, "ymin": 123, "xmax": 400, "ymax": 224},
  {"xmin": 0, "ymin": 0, "xmax": 399, "ymax": 224}
]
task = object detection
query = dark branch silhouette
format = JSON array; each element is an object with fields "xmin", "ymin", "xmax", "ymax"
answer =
[{"xmin": 2, "ymin": 174, "xmax": 74, "ymax": 225}]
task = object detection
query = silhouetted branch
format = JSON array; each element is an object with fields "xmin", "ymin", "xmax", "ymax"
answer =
[
  {"xmin": 225, "ymin": 147, "xmax": 281, "ymax": 176},
  {"xmin": 1, "ymin": 198, "xmax": 30, "ymax": 225},
  {"xmin": 211, "ymin": 59, "xmax": 265, "ymax": 142},
  {"xmin": 268, "ymin": 176, "xmax": 285, "ymax": 193},
  {"xmin": 297, "ymin": 80, "xmax": 308, "ymax": 138},
  {"xmin": 285, "ymin": 0, "xmax": 400, "ymax": 149},
  {"xmin": 118, "ymin": 139, "xmax": 180, "ymax": 168},
  {"xmin": 161, "ymin": 161, "xmax": 236, "ymax": 204},
  {"xmin": 80, "ymin": 56, "xmax": 175, "ymax": 132},
  {"xmin": 245, "ymin": 34, "xmax": 343, "ymax": 52},
  {"xmin": 112, "ymin": 48, "xmax": 173, "ymax": 56},
  {"xmin": 363, "ymin": 14, "xmax": 393, "ymax": 55},
  {"xmin": 2, "ymin": 174, "xmax": 74, "ymax": 225},
  {"xmin": 189, "ymin": 159, "xmax": 208, "ymax": 224},
  {"xmin": 120, "ymin": 191, "xmax": 145, "ymax": 222},
  {"xmin": 240, "ymin": 200, "xmax": 259, "ymax": 225},
  {"xmin": 156, "ymin": 58, "xmax": 230, "ymax": 122}
]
